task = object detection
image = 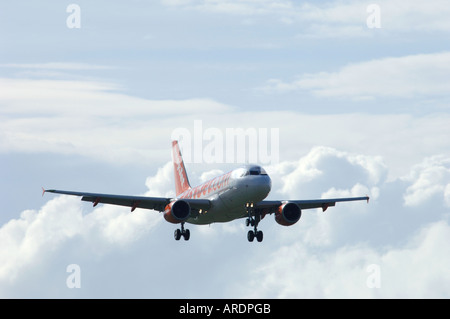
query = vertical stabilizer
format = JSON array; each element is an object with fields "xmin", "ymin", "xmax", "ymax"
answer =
[{"xmin": 172, "ymin": 140, "xmax": 191, "ymax": 196}]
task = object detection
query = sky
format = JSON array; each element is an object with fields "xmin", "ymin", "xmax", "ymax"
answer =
[{"xmin": 1, "ymin": 0, "xmax": 450, "ymax": 298}]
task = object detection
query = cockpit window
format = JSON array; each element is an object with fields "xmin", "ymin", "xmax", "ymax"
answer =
[
  {"xmin": 234, "ymin": 165, "xmax": 268, "ymax": 177},
  {"xmin": 232, "ymin": 168, "xmax": 248, "ymax": 178},
  {"xmin": 249, "ymin": 166, "xmax": 268, "ymax": 175}
]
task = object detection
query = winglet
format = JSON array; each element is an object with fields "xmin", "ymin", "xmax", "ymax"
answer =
[
  {"xmin": 42, "ymin": 187, "xmax": 46, "ymax": 197},
  {"xmin": 366, "ymin": 195, "xmax": 370, "ymax": 203}
]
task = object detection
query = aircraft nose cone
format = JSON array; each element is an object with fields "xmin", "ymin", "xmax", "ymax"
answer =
[
  {"xmin": 248, "ymin": 175, "xmax": 271, "ymax": 201},
  {"xmin": 263, "ymin": 175, "xmax": 272, "ymax": 195}
]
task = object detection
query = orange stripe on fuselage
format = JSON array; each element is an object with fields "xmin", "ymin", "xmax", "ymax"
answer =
[{"xmin": 179, "ymin": 171, "xmax": 232, "ymax": 200}]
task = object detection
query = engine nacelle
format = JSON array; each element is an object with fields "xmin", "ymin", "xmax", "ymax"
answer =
[
  {"xmin": 275, "ymin": 202, "xmax": 301, "ymax": 226},
  {"xmin": 164, "ymin": 200, "xmax": 191, "ymax": 224}
]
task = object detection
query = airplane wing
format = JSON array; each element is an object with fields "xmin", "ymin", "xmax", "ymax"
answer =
[
  {"xmin": 255, "ymin": 196, "xmax": 369, "ymax": 213},
  {"xmin": 43, "ymin": 189, "xmax": 211, "ymax": 212}
]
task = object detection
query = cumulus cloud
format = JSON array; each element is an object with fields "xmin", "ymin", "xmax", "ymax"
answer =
[
  {"xmin": 145, "ymin": 161, "xmax": 176, "ymax": 197},
  {"xmin": 227, "ymin": 147, "xmax": 450, "ymax": 298},
  {"xmin": 1, "ymin": 67, "xmax": 449, "ymax": 297},
  {"xmin": 3, "ymin": 145, "xmax": 450, "ymax": 298},
  {"xmin": 0, "ymin": 193, "xmax": 161, "ymax": 296},
  {"xmin": 403, "ymin": 156, "xmax": 450, "ymax": 207},
  {"xmin": 234, "ymin": 220, "xmax": 450, "ymax": 298},
  {"xmin": 445, "ymin": 184, "xmax": 450, "ymax": 208},
  {"xmin": 264, "ymin": 146, "xmax": 450, "ymax": 253},
  {"xmin": 267, "ymin": 146, "xmax": 387, "ymax": 200},
  {"xmin": 0, "ymin": 196, "xmax": 83, "ymax": 284}
]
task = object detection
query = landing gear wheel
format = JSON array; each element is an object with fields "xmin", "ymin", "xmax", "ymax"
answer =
[
  {"xmin": 174, "ymin": 229, "xmax": 182, "ymax": 241},
  {"xmin": 256, "ymin": 230, "xmax": 263, "ymax": 242},
  {"xmin": 183, "ymin": 229, "xmax": 190, "ymax": 241},
  {"xmin": 247, "ymin": 230, "xmax": 255, "ymax": 242}
]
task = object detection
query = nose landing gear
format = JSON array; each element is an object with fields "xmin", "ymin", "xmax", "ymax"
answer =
[{"xmin": 245, "ymin": 203, "xmax": 263, "ymax": 242}]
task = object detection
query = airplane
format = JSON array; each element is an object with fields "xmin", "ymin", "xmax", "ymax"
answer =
[{"xmin": 43, "ymin": 140, "xmax": 369, "ymax": 242}]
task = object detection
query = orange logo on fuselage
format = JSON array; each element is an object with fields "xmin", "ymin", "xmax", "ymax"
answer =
[{"xmin": 180, "ymin": 172, "xmax": 232, "ymax": 199}]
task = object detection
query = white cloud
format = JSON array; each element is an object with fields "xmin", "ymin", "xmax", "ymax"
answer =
[
  {"xmin": 266, "ymin": 146, "xmax": 450, "ymax": 249},
  {"xmin": 1, "ymin": 74, "xmax": 449, "ymax": 194},
  {"xmin": 223, "ymin": 148, "xmax": 450, "ymax": 297},
  {"xmin": 144, "ymin": 161, "xmax": 176, "ymax": 197},
  {"xmin": 0, "ymin": 194, "xmax": 161, "ymax": 290},
  {"xmin": 235, "ymin": 220, "xmax": 450, "ymax": 298},
  {"xmin": 0, "ymin": 63, "xmax": 115, "ymax": 71},
  {"xmin": 379, "ymin": 0, "xmax": 450, "ymax": 33},
  {"xmin": 0, "ymin": 78, "xmax": 231, "ymax": 117},
  {"xmin": 298, "ymin": 24, "xmax": 369, "ymax": 39},
  {"xmin": 445, "ymin": 184, "xmax": 450, "ymax": 208},
  {"xmin": 1, "ymin": 75, "xmax": 450, "ymax": 178},
  {"xmin": 161, "ymin": 0, "xmax": 450, "ymax": 36},
  {"xmin": 161, "ymin": 0, "xmax": 193, "ymax": 6},
  {"xmin": 163, "ymin": 0, "xmax": 294, "ymax": 15},
  {"xmin": 0, "ymin": 196, "xmax": 83, "ymax": 283},
  {"xmin": 260, "ymin": 52, "xmax": 450, "ymax": 100},
  {"xmin": 403, "ymin": 156, "xmax": 450, "ymax": 207},
  {"xmin": 2, "ymin": 0, "xmax": 449, "ymax": 299},
  {"xmin": 1, "ymin": 69, "xmax": 449, "ymax": 297},
  {"xmin": 0, "ymin": 77, "xmax": 233, "ymax": 164},
  {"xmin": 2, "ymin": 144, "xmax": 450, "ymax": 297},
  {"xmin": 274, "ymin": 146, "xmax": 387, "ymax": 199},
  {"xmin": 200, "ymin": 169, "xmax": 224, "ymax": 183}
]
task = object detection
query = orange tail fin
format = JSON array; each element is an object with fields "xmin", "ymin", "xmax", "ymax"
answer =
[{"xmin": 172, "ymin": 140, "xmax": 191, "ymax": 196}]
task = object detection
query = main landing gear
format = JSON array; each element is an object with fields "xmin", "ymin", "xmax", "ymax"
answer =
[
  {"xmin": 245, "ymin": 203, "xmax": 263, "ymax": 242},
  {"xmin": 174, "ymin": 222, "xmax": 190, "ymax": 241}
]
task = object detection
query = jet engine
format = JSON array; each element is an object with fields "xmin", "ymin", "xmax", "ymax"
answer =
[
  {"xmin": 275, "ymin": 202, "xmax": 301, "ymax": 226},
  {"xmin": 164, "ymin": 200, "xmax": 191, "ymax": 224}
]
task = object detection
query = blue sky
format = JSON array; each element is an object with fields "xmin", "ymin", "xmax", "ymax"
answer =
[{"xmin": 1, "ymin": 0, "xmax": 450, "ymax": 298}]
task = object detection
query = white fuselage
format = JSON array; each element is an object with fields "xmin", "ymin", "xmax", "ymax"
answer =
[{"xmin": 178, "ymin": 165, "xmax": 272, "ymax": 225}]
